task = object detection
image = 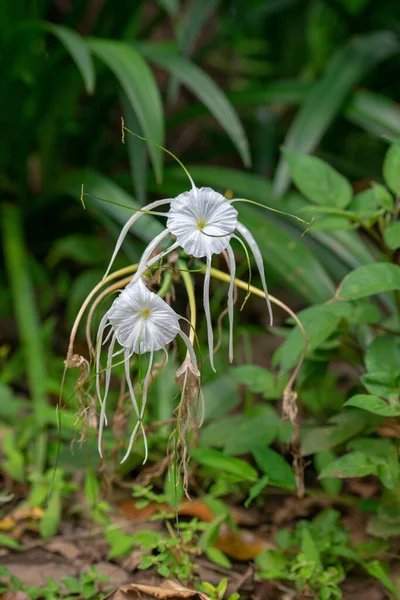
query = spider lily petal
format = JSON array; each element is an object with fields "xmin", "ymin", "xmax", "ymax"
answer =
[
  {"xmin": 167, "ymin": 187, "xmax": 238, "ymax": 258},
  {"xmin": 103, "ymin": 198, "xmax": 171, "ymax": 280},
  {"xmin": 236, "ymin": 222, "xmax": 273, "ymax": 326},
  {"xmin": 95, "ymin": 278, "xmax": 198, "ymax": 463}
]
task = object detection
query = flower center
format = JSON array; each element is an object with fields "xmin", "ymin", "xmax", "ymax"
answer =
[
  {"xmin": 140, "ymin": 308, "xmax": 151, "ymax": 320},
  {"xmin": 197, "ymin": 218, "xmax": 206, "ymax": 230}
]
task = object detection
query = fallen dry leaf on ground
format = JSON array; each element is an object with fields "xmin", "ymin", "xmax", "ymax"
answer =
[{"xmin": 104, "ymin": 580, "xmax": 212, "ymax": 600}]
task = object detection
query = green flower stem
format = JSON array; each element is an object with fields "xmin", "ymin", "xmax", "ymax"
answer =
[
  {"xmin": 2, "ymin": 204, "xmax": 48, "ymax": 474},
  {"xmin": 179, "ymin": 261, "xmax": 196, "ymax": 344}
]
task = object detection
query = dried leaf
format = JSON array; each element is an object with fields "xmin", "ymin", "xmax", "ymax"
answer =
[
  {"xmin": 214, "ymin": 524, "xmax": 271, "ymax": 560},
  {"xmin": 106, "ymin": 580, "xmax": 212, "ymax": 600}
]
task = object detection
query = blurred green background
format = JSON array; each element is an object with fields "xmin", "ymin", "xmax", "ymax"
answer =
[{"xmin": 1, "ymin": 0, "xmax": 400, "ymax": 491}]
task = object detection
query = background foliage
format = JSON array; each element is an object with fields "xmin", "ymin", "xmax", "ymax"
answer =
[{"xmin": 1, "ymin": 0, "xmax": 400, "ymax": 598}]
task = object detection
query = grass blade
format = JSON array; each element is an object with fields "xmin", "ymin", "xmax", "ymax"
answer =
[
  {"xmin": 141, "ymin": 43, "xmax": 251, "ymax": 167},
  {"xmin": 88, "ymin": 39, "xmax": 165, "ymax": 183},
  {"xmin": 274, "ymin": 31, "xmax": 399, "ymax": 195},
  {"xmin": 2, "ymin": 205, "xmax": 48, "ymax": 474}
]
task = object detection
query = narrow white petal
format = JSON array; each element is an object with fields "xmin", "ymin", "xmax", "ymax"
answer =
[
  {"xmin": 236, "ymin": 222, "xmax": 273, "ymax": 326},
  {"xmin": 141, "ymin": 422, "xmax": 148, "ymax": 465},
  {"xmin": 141, "ymin": 351, "xmax": 153, "ymax": 419},
  {"xmin": 98, "ymin": 333, "xmax": 116, "ymax": 457},
  {"xmin": 203, "ymin": 256, "xmax": 216, "ymax": 372},
  {"xmin": 95, "ymin": 313, "xmax": 109, "ymax": 414},
  {"xmin": 121, "ymin": 420, "xmax": 140, "ymax": 464},
  {"xmin": 120, "ymin": 349, "xmax": 140, "ymax": 464},
  {"xmin": 131, "ymin": 239, "xmax": 180, "ymax": 285},
  {"xmin": 103, "ymin": 199, "xmax": 170, "ymax": 280},
  {"xmin": 124, "ymin": 349, "xmax": 140, "ymax": 418},
  {"xmin": 131, "ymin": 229, "xmax": 170, "ymax": 282},
  {"xmin": 178, "ymin": 331, "xmax": 199, "ymax": 374},
  {"xmin": 226, "ymin": 244, "xmax": 236, "ymax": 363}
]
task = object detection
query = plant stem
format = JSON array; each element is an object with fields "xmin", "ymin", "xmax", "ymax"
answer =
[{"xmin": 2, "ymin": 204, "xmax": 48, "ymax": 474}]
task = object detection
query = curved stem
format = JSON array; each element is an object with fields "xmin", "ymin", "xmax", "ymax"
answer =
[{"xmin": 179, "ymin": 261, "xmax": 197, "ymax": 345}]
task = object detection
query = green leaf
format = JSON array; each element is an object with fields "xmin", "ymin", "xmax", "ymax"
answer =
[
  {"xmin": 252, "ymin": 447, "xmax": 296, "ymax": 490},
  {"xmin": 106, "ymin": 528, "xmax": 134, "ymax": 558},
  {"xmin": 255, "ymin": 550, "xmax": 289, "ymax": 579},
  {"xmin": 301, "ymin": 527, "xmax": 321, "ymax": 568},
  {"xmin": 157, "ymin": 0, "xmax": 179, "ymax": 16},
  {"xmin": 232, "ymin": 365, "xmax": 286, "ymax": 399},
  {"xmin": 202, "ymin": 374, "xmax": 239, "ymax": 421},
  {"xmin": 191, "ymin": 448, "xmax": 258, "ymax": 481},
  {"xmin": 279, "ymin": 304, "xmax": 343, "ymax": 371},
  {"xmin": 383, "ymin": 143, "xmax": 400, "ymax": 196},
  {"xmin": 40, "ymin": 22, "xmax": 95, "ymax": 94},
  {"xmin": 39, "ymin": 491, "xmax": 61, "ymax": 539},
  {"xmin": 245, "ymin": 475, "xmax": 270, "ymax": 507},
  {"xmin": 205, "ymin": 547, "xmax": 232, "ymax": 569},
  {"xmin": 274, "ymin": 32, "xmax": 399, "ymax": 195},
  {"xmin": 140, "ymin": 44, "xmax": 250, "ymax": 167},
  {"xmin": 200, "ymin": 407, "xmax": 280, "ymax": 454},
  {"xmin": 365, "ymin": 336, "xmax": 400, "ymax": 380},
  {"xmin": 319, "ymin": 451, "xmax": 380, "ymax": 479},
  {"xmin": 88, "ymin": 39, "xmax": 164, "ymax": 183},
  {"xmin": 384, "ymin": 222, "xmax": 400, "ymax": 251},
  {"xmin": 363, "ymin": 560, "xmax": 395, "ymax": 594},
  {"xmin": 84, "ymin": 469, "xmax": 100, "ymax": 506},
  {"xmin": 372, "ymin": 182, "xmax": 394, "ymax": 211},
  {"xmin": 283, "ymin": 150, "xmax": 352, "ymax": 208},
  {"xmin": 2, "ymin": 429, "xmax": 25, "ymax": 483},
  {"xmin": 314, "ymin": 451, "xmax": 342, "ymax": 495},
  {"xmin": 344, "ymin": 394, "xmax": 400, "ymax": 416},
  {"xmin": 0, "ymin": 534, "xmax": 21, "ymax": 550},
  {"xmin": 339, "ymin": 263, "xmax": 400, "ymax": 299}
]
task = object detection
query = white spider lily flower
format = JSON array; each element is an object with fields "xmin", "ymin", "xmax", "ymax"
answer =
[
  {"xmin": 96, "ymin": 278, "xmax": 197, "ymax": 463},
  {"xmin": 102, "ymin": 181, "xmax": 273, "ymax": 372}
]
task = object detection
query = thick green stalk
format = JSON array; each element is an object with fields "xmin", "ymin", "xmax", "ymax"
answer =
[{"xmin": 2, "ymin": 204, "xmax": 48, "ymax": 473}]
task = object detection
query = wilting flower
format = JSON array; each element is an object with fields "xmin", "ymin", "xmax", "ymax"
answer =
[
  {"xmin": 102, "ymin": 180, "xmax": 273, "ymax": 371},
  {"xmin": 96, "ymin": 278, "xmax": 198, "ymax": 463}
]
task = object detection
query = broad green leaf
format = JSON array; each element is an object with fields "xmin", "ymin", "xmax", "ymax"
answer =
[
  {"xmin": 383, "ymin": 143, "xmax": 400, "ymax": 195},
  {"xmin": 345, "ymin": 394, "xmax": 400, "ymax": 416},
  {"xmin": 48, "ymin": 235, "xmax": 107, "ymax": 266},
  {"xmin": 279, "ymin": 304, "xmax": 343, "ymax": 371},
  {"xmin": 40, "ymin": 22, "xmax": 95, "ymax": 94},
  {"xmin": 274, "ymin": 32, "xmax": 399, "ymax": 195},
  {"xmin": 200, "ymin": 407, "xmax": 280, "ymax": 454},
  {"xmin": 191, "ymin": 448, "xmax": 258, "ymax": 481},
  {"xmin": 301, "ymin": 409, "xmax": 376, "ymax": 455},
  {"xmin": 384, "ymin": 222, "xmax": 400, "ymax": 250},
  {"xmin": 314, "ymin": 450, "xmax": 342, "ymax": 495},
  {"xmin": 57, "ymin": 170, "xmax": 164, "ymax": 244},
  {"xmin": 372, "ymin": 183, "xmax": 394, "ymax": 211},
  {"xmin": 284, "ymin": 150, "xmax": 352, "ymax": 208},
  {"xmin": 252, "ymin": 447, "xmax": 296, "ymax": 490},
  {"xmin": 201, "ymin": 374, "xmax": 240, "ymax": 422},
  {"xmin": 365, "ymin": 336, "xmax": 400, "ymax": 383},
  {"xmin": 347, "ymin": 438, "xmax": 400, "ymax": 489},
  {"xmin": 232, "ymin": 365, "xmax": 286, "ymax": 399},
  {"xmin": 245, "ymin": 475, "xmax": 270, "ymax": 507},
  {"xmin": 319, "ymin": 451, "xmax": 380, "ymax": 479},
  {"xmin": 88, "ymin": 39, "xmax": 164, "ymax": 183},
  {"xmin": 339, "ymin": 263, "xmax": 400, "ymax": 299},
  {"xmin": 140, "ymin": 44, "xmax": 250, "ymax": 167}
]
